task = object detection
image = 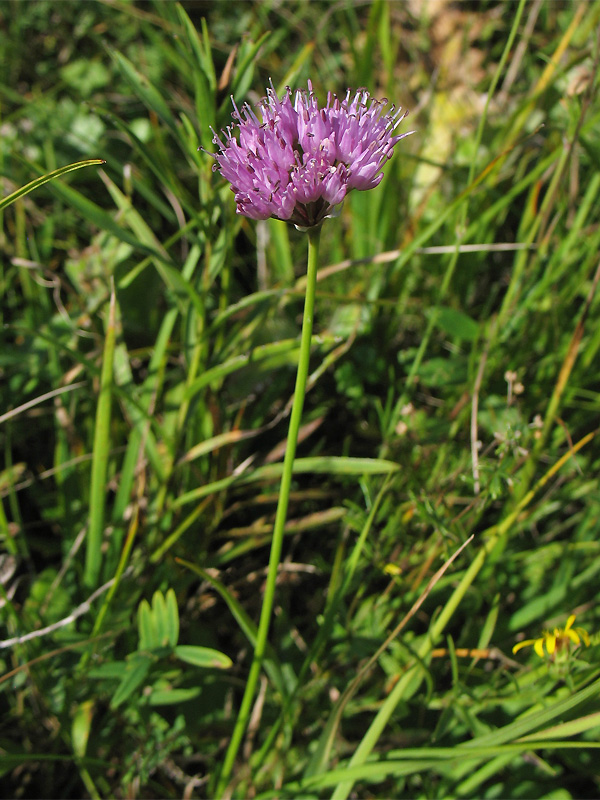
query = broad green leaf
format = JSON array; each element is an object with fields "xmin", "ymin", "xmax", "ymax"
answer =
[
  {"xmin": 268, "ymin": 219, "xmax": 294, "ymax": 284},
  {"xmin": 200, "ymin": 18, "xmax": 217, "ymax": 88},
  {"xmin": 175, "ymin": 644, "xmax": 232, "ymax": 669},
  {"xmin": 180, "ymin": 429, "xmax": 258, "ymax": 464},
  {"xmin": 284, "ymin": 743, "xmax": 600, "ymax": 794},
  {"xmin": 110, "ymin": 246, "xmax": 204, "ymax": 523},
  {"xmin": 97, "ymin": 105, "xmax": 197, "ymax": 218},
  {"xmin": 276, "ymin": 42, "xmax": 315, "ymax": 97}
]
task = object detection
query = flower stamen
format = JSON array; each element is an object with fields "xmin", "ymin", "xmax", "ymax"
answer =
[{"xmin": 206, "ymin": 81, "xmax": 413, "ymax": 226}]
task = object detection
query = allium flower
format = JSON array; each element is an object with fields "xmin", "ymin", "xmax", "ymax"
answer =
[
  {"xmin": 513, "ymin": 614, "xmax": 591, "ymax": 659},
  {"xmin": 209, "ymin": 81, "xmax": 412, "ymax": 228}
]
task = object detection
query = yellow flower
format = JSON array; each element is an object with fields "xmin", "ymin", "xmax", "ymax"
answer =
[
  {"xmin": 383, "ymin": 563, "xmax": 402, "ymax": 576},
  {"xmin": 513, "ymin": 614, "xmax": 590, "ymax": 658}
]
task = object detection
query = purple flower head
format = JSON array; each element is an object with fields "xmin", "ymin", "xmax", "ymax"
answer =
[{"xmin": 209, "ymin": 81, "xmax": 413, "ymax": 228}]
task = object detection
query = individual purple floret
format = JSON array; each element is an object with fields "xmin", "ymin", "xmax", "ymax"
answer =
[{"xmin": 209, "ymin": 81, "xmax": 412, "ymax": 228}]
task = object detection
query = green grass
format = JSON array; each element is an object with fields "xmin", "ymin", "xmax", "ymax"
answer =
[{"xmin": 2, "ymin": 1, "xmax": 600, "ymax": 797}]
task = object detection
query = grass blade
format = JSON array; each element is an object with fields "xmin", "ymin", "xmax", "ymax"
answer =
[
  {"xmin": 0, "ymin": 159, "xmax": 104, "ymax": 211},
  {"xmin": 84, "ymin": 284, "xmax": 117, "ymax": 589}
]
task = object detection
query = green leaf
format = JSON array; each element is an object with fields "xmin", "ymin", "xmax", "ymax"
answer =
[
  {"xmin": 87, "ymin": 662, "xmax": 128, "ymax": 680},
  {"xmin": 184, "ymin": 336, "xmax": 338, "ymax": 400},
  {"xmin": 174, "ymin": 645, "xmax": 232, "ymax": 670},
  {"xmin": 138, "ymin": 599, "xmax": 155, "ymax": 651},
  {"xmin": 61, "ymin": 59, "xmax": 111, "ymax": 96},
  {"xmin": 148, "ymin": 687, "xmax": 201, "ymax": 706},
  {"xmin": 431, "ymin": 306, "xmax": 480, "ymax": 342},
  {"xmin": 47, "ymin": 178, "xmax": 169, "ymax": 264},
  {"xmin": 151, "ymin": 590, "xmax": 168, "ymax": 648},
  {"xmin": 175, "ymin": 560, "xmax": 285, "ymax": 696},
  {"xmin": 71, "ymin": 700, "xmax": 94, "ymax": 760},
  {"xmin": 241, "ymin": 456, "xmax": 400, "ymax": 482},
  {"xmin": 164, "ymin": 588, "xmax": 180, "ymax": 649},
  {"xmin": 517, "ymin": 711, "xmax": 600, "ymax": 742},
  {"xmin": 23, "ymin": 568, "xmax": 71, "ymax": 625},
  {"xmin": 172, "ymin": 457, "xmax": 399, "ymax": 510},
  {"xmin": 84, "ymin": 287, "xmax": 117, "ymax": 590},
  {"xmin": 97, "ymin": 169, "xmax": 204, "ymax": 316},
  {"xmin": 109, "ymin": 49, "xmax": 179, "ymax": 138},
  {"xmin": 458, "ymin": 676, "xmax": 600, "ymax": 749},
  {"xmin": 228, "ymin": 32, "xmax": 270, "ymax": 103},
  {"xmin": 175, "ymin": 5, "xmax": 216, "ymax": 149},
  {"xmin": 0, "ymin": 159, "xmax": 105, "ymax": 212},
  {"xmin": 110, "ymin": 653, "xmax": 153, "ymax": 709},
  {"xmin": 416, "ymin": 356, "xmax": 468, "ymax": 388}
]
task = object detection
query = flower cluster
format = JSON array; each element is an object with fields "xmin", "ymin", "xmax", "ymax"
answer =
[
  {"xmin": 513, "ymin": 614, "xmax": 590, "ymax": 659},
  {"xmin": 209, "ymin": 81, "xmax": 412, "ymax": 228}
]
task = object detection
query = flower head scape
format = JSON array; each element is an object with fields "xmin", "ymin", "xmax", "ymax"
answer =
[
  {"xmin": 209, "ymin": 81, "xmax": 412, "ymax": 228},
  {"xmin": 513, "ymin": 614, "xmax": 591, "ymax": 660}
]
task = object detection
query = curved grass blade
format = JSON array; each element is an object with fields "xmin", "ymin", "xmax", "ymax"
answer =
[{"xmin": 0, "ymin": 159, "xmax": 105, "ymax": 211}]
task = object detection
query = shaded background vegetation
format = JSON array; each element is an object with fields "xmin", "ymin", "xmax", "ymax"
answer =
[{"xmin": 1, "ymin": 1, "xmax": 600, "ymax": 797}]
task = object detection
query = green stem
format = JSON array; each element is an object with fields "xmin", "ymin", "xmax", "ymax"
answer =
[
  {"xmin": 84, "ymin": 282, "xmax": 116, "ymax": 589},
  {"xmin": 214, "ymin": 225, "xmax": 322, "ymax": 797}
]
